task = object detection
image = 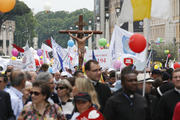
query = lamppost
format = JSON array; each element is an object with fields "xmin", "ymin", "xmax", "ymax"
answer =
[
  {"xmin": 88, "ymin": 19, "xmax": 92, "ymax": 49},
  {"xmin": 1, "ymin": 24, "xmax": 7, "ymax": 55},
  {"xmin": 96, "ymin": 16, "xmax": 100, "ymax": 49},
  {"xmin": 115, "ymin": 7, "xmax": 121, "ymax": 17},
  {"xmin": 105, "ymin": 12, "xmax": 110, "ymax": 45},
  {"xmin": 75, "ymin": 25, "xmax": 78, "ymax": 30},
  {"xmin": 8, "ymin": 26, "xmax": 13, "ymax": 56},
  {"xmin": 69, "ymin": 26, "xmax": 73, "ymax": 39}
]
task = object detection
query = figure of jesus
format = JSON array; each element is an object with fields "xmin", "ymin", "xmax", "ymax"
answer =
[{"xmin": 68, "ymin": 32, "xmax": 93, "ymax": 69}]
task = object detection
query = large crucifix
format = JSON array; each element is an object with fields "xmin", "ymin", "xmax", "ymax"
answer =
[{"xmin": 59, "ymin": 15, "xmax": 102, "ymax": 70}]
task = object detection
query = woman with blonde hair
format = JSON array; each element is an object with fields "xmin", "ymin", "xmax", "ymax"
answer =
[
  {"xmin": 71, "ymin": 78, "xmax": 101, "ymax": 120},
  {"xmin": 56, "ymin": 79, "xmax": 73, "ymax": 119},
  {"xmin": 74, "ymin": 77, "xmax": 100, "ymax": 109}
]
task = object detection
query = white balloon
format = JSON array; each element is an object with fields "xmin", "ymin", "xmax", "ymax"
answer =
[{"xmin": 44, "ymin": 1, "xmax": 51, "ymax": 11}]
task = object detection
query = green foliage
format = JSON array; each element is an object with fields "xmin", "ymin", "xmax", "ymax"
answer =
[
  {"xmin": 14, "ymin": 12, "xmax": 37, "ymax": 47},
  {"xmin": 151, "ymin": 43, "xmax": 177, "ymax": 63},
  {"xmin": 35, "ymin": 8, "xmax": 94, "ymax": 48},
  {"xmin": 0, "ymin": 0, "xmax": 31, "ymax": 27}
]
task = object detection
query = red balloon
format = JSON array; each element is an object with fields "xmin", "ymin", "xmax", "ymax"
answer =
[
  {"xmin": 129, "ymin": 33, "xmax": 147, "ymax": 53},
  {"xmin": 35, "ymin": 59, "xmax": 40, "ymax": 66},
  {"xmin": 174, "ymin": 62, "xmax": 180, "ymax": 69}
]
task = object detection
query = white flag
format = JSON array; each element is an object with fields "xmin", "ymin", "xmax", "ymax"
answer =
[
  {"xmin": 67, "ymin": 46, "xmax": 78, "ymax": 69},
  {"xmin": 51, "ymin": 37, "xmax": 68, "ymax": 73},
  {"xmin": 109, "ymin": 25, "xmax": 147, "ymax": 71},
  {"xmin": 22, "ymin": 43, "xmax": 36, "ymax": 71},
  {"xmin": 41, "ymin": 43, "xmax": 52, "ymax": 64}
]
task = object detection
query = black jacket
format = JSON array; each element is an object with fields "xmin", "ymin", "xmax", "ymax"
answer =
[
  {"xmin": 93, "ymin": 82, "xmax": 111, "ymax": 113},
  {"xmin": 0, "ymin": 90, "xmax": 15, "ymax": 120},
  {"xmin": 154, "ymin": 89, "xmax": 180, "ymax": 120},
  {"xmin": 104, "ymin": 91, "xmax": 148, "ymax": 120}
]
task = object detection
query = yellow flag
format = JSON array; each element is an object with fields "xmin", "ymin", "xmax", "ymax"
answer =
[{"xmin": 131, "ymin": 0, "xmax": 151, "ymax": 21}]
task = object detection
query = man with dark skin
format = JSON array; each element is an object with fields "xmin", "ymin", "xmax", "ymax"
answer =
[{"xmin": 104, "ymin": 65, "xmax": 148, "ymax": 120}]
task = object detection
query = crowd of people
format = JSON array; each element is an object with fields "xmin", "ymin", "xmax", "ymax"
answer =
[{"xmin": 0, "ymin": 59, "xmax": 180, "ymax": 120}]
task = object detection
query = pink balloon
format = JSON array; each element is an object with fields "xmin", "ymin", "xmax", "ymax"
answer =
[
  {"xmin": 40, "ymin": 60, "xmax": 43, "ymax": 65},
  {"xmin": 168, "ymin": 54, "xmax": 171, "ymax": 58},
  {"xmin": 11, "ymin": 48, "xmax": 19, "ymax": 56},
  {"xmin": 113, "ymin": 60, "xmax": 121, "ymax": 70}
]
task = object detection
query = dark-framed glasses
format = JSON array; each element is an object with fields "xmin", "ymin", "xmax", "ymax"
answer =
[
  {"xmin": 56, "ymin": 86, "xmax": 67, "ymax": 90},
  {"xmin": 30, "ymin": 91, "xmax": 41, "ymax": 96}
]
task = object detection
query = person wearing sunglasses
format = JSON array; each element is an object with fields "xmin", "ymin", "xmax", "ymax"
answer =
[
  {"xmin": 36, "ymin": 72, "xmax": 60, "ymax": 105},
  {"xmin": 56, "ymin": 79, "xmax": 74, "ymax": 119},
  {"xmin": 18, "ymin": 81, "xmax": 66, "ymax": 120}
]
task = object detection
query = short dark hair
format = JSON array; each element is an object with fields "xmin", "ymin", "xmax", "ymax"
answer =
[
  {"xmin": 152, "ymin": 69, "xmax": 161, "ymax": 75},
  {"xmin": 40, "ymin": 64, "xmax": 49, "ymax": 72},
  {"xmin": 121, "ymin": 65, "xmax": 138, "ymax": 82},
  {"xmin": 10, "ymin": 70, "xmax": 26, "ymax": 87},
  {"xmin": 109, "ymin": 71, "xmax": 116, "ymax": 78},
  {"xmin": 162, "ymin": 72, "xmax": 170, "ymax": 81},
  {"xmin": 85, "ymin": 60, "xmax": 99, "ymax": 71},
  {"xmin": 173, "ymin": 68, "xmax": 180, "ymax": 75},
  {"xmin": 74, "ymin": 70, "xmax": 83, "ymax": 77},
  {"xmin": 5, "ymin": 68, "xmax": 12, "ymax": 75},
  {"xmin": 0, "ymin": 73, "xmax": 8, "ymax": 83},
  {"xmin": 32, "ymin": 81, "xmax": 51, "ymax": 101},
  {"xmin": 25, "ymin": 71, "xmax": 32, "ymax": 81}
]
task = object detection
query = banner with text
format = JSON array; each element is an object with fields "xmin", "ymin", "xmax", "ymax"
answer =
[{"xmin": 84, "ymin": 49, "xmax": 110, "ymax": 69}]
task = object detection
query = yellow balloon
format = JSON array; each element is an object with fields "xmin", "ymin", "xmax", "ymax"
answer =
[
  {"xmin": 154, "ymin": 65, "xmax": 159, "ymax": 69},
  {"xmin": 1, "ymin": 71, "xmax": 5, "ymax": 74},
  {"xmin": 106, "ymin": 43, "xmax": 110, "ymax": 47},
  {"xmin": 40, "ymin": 56, "xmax": 43, "ymax": 59},
  {"xmin": 82, "ymin": 66, "xmax": 85, "ymax": 73},
  {"xmin": 11, "ymin": 56, "xmax": 16, "ymax": 60},
  {"xmin": 0, "ymin": 0, "xmax": 16, "ymax": 13}
]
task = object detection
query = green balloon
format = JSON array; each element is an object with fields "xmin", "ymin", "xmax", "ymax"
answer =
[
  {"xmin": 164, "ymin": 50, "xmax": 169, "ymax": 54},
  {"xmin": 98, "ymin": 38, "xmax": 107, "ymax": 46}
]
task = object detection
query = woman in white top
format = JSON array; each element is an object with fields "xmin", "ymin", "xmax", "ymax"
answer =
[{"xmin": 56, "ymin": 79, "xmax": 74, "ymax": 119}]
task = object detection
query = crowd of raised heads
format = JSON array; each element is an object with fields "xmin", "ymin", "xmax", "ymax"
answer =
[{"xmin": 0, "ymin": 60, "xmax": 180, "ymax": 120}]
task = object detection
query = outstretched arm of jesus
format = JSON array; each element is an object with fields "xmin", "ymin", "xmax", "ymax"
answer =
[{"xmin": 68, "ymin": 32, "xmax": 78, "ymax": 40}]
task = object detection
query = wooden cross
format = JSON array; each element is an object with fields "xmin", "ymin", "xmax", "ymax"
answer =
[{"xmin": 59, "ymin": 15, "xmax": 102, "ymax": 70}]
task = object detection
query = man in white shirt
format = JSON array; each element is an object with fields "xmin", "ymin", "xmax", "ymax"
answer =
[
  {"xmin": 5, "ymin": 70, "xmax": 26, "ymax": 119},
  {"xmin": 54, "ymin": 71, "xmax": 61, "ymax": 84}
]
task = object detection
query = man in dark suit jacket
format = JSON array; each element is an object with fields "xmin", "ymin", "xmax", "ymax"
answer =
[
  {"xmin": 85, "ymin": 60, "xmax": 111, "ymax": 113},
  {"xmin": 0, "ymin": 90, "xmax": 15, "ymax": 120}
]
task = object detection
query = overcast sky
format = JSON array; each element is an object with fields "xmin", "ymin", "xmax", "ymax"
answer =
[{"xmin": 20, "ymin": 0, "xmax": 94, "ymax": 14}]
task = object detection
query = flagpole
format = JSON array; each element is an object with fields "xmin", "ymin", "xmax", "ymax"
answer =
[{"xmin": 142, "ymin": 18, "xmax": 151, "ymax": 97}]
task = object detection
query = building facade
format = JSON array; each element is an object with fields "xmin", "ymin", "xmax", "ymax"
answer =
[
  {"xmin": 0, "ymin": 20, "xmax": 15, "ymax": 56},
  {"xmin": 95, "ymin": 0, "xmax": 180, "ymax": 59}
]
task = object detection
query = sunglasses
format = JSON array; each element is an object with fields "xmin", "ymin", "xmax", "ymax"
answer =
[
  {"xmin": 56, "ymin": 86, "xmax": 67, "ymax": 90},
  {"xmin": 30, "ymin": 91, "xmax": 41, "ymax": 96}
]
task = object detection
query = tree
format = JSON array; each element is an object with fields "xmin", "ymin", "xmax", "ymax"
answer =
[
  {"xmin": 35, "ymin": 8, "xmax": 94, "ymax": 48},
  {"xmin": 0, "ymin": 0, "xmax": 31, "ymax": 28},
  {"xmin": 151, "ymin": 43, "xmax": 177, "ymax": 65},
  {"xmin": 13, "ymin": 12, "xmax": 37, "ymax": 47}
]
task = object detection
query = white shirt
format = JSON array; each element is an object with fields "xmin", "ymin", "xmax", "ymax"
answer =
[
  {"xmin": 62, "ymin": 101, "xmax": 74, "ymax": 115},
  {"xmin": 71, "ymin": 112, "xmax": 80, "ymax": 120},
  {"xmin": 5, "ymin": 86, "xmax": 23, "ymax": 120}
]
